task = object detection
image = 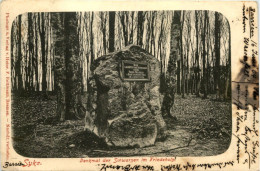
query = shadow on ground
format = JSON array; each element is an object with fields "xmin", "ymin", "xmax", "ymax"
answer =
[{"xmin": 12, "ymin": 94, "xmax": 231, "ymax": 158}]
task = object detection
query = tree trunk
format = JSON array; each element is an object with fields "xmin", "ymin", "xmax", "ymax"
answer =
[
  {"xmin": 17, "ymin": 15, "xmax": 23, "ymax": 93},
  {"xmin": 39, "ymin": 13, "xmax": 47, "ymax": 93},
  {"xmin": 206, "ymin": 13, "xmax": 210, "ymax": 96},
  {"xmin": 215, "ymin": 12, "xmax": 221, "ymax": 99},
  {"xmin": 100, "ymin": 12, "xmax": 107, "ymax": 55},
  {"xmin": 186, "ymin": 40, "xmax": 190, "ymax": 95},
  {"xmin": 64, "ymin": 12, "xmax": 82, "ymax": 120},
  {"xmin": 145, "ymin": 19, "xmax": 151, "ymax": 52},
  {"xmin": 90, "ymin": 12, "xmax": 94, "ymax": 64},
  {"xmin": 161, "ymin": 11, "xmax": 181, "ymax": 120},
  {"xmin": 177, "ymin": 60, "xmax": 180, "ymax": 94},
  {"xmin": 120, "ymin": 12, "xmax": 128, "ymax": 46},
  {"xmin": 224, "ymin": 22, "xmax": 231, "ymax": 99},
  {"xmin": 180, "ymin": 11, "xmax": 185, "ymax": 98},
  {"xmin": 202, "ymin": 11, "xmax": 207, "ymax": 98},
  {"xmin": 137, "ymin": 11, "xmax": 144, "ymax": 46},
  {"xmin": 158, "ymin": 13, "xmax": 165, "ymax": 72},
  {"xmin": 195, "ymin": 11, "xmax": 200, "ymax": 97},
  {"xmin": 129, "ymin": 12, "xmax": 134, "ymax": 44},
  {"xmin": 109, "ymin": 11, "xmax": 115, "ymax": 52},
  {"xmin": 52, "ymin": 12, "xmax": 85, "ymax": 121},
  {"xmin": 34, "ymin": 13, "xmax": 39, "ymax": 91},
  {"xmin": 28, "ymin": 13, "xmax": 34, "ymax": 91},
  {"xmin": 151, "ymin": 12, "xmax": 156, "ymax": 56},
  {"xmin": 51, "ymin": 13, "xmax": 66, "ymax": 121}
]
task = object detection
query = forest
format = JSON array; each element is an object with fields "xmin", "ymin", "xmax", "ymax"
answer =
[
  {"xmin": 11, "ymin": 11, "xmax": 232, "ymax": 157},
  {"xmin": 11, "ymin": 11, "xmax": 231, "ymax": 119},
  {"xmin": 11, "ymin": 11, "xmax": 230, "ymax": 94}
]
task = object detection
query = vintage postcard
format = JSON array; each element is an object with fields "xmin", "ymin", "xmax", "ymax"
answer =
[{"xmin": 0, "ymin": 0, "xmax": 259, "ymax": 170}]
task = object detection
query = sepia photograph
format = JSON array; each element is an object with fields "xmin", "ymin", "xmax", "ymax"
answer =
[
  {"xmin": 0, "ymin": 0, "xmax": 258, "ymax": 170},
  {"xmin": 11, "ymin": 11, "xmax": 232, "ymax": 158}
]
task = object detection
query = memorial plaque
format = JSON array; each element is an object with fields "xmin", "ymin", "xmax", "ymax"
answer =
[{"xmin": 121, "ymin": 60, "xmax": 150, "ymax": 81}]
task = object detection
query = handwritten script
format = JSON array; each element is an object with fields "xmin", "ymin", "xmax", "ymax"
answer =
[{"xmin": 232, "ymin": 3, "xmax": 259, "ymax": 170}]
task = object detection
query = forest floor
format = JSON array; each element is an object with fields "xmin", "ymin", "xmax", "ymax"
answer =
[{"xmin": 11, "ymin": 93, "xmax": 232, "ymax": 158}]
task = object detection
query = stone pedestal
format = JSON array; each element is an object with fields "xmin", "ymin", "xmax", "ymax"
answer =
[{"xmin": 85, "ymin": 45, "xmax": 166, "ymax": 148}]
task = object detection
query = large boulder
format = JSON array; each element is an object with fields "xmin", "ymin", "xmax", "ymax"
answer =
[{"xmin": 85, "ymin": 45, "xmax": 166, "ymax": 148}]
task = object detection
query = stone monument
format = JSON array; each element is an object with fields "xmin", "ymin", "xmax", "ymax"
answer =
[{"xmin": 85, "ymin": 45, "xmax": 166, "ymax": 148}]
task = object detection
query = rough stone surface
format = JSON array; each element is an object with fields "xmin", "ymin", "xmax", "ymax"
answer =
[{"xmin": 85, "ymin": 45, "xmax": 166, "ymax": 147}]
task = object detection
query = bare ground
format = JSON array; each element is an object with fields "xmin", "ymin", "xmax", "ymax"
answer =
[{"xmin": 11, "ymin": 93, "xmax": 231, "ymax": 158}]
